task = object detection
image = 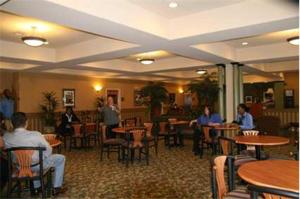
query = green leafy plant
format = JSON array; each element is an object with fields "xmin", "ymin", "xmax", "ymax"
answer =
[
  {"xmin": 40, "ymin": 91, "xmax": 59, "ymax": 126},
  {"xmin": 140, "ymin": 82, "xmax": 169, "ymax": 119},
  {"xmin": 188, "ymin": 76, "xmax": 219, "ymax": 107}
]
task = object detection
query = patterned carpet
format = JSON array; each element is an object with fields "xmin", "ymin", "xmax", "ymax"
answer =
[{"xmin": 2, "ymin": 139, "xmax": 295, "ymax": 199}]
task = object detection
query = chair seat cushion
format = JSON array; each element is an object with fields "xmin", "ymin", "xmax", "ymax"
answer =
[
  {"xmin": 234, "ymin": 155, "xmax": 257, "ymax": 167},
  {"xmin": 103, "ymin": 138, "xmax": 125, "ymax": 145}
]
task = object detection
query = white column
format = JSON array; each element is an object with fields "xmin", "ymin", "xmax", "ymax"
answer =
[
  {"xmin": 238, "ymin": 64, "xmax": 244, "ymax": 103},
  {"xmin": 217, "ymin": 64, "xmax": 225, "ymax": 119},
  {"xmin": 225, "ymin": 64, "xmax": 234, "ymax": 122},
  {"xmin": 232, "ymin": 63, "xmax": 240, "ymax": 117}
]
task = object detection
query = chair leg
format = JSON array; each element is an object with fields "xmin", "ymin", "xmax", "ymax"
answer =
[
  {"xmin": 7, "ymin": 178, "xmax": 12, "ymax": 198},
  {"xmin": 107, "ymin": 145, "xmax": 110, "ymax": 158},
  {"xmin": 100, "ymin": 145, "xmax": 104, "ymax": 161},
  {"xmin": 17, "ymin": 181, "xmax": 22, "ymax": 198},
  {"xmin": 41, "ymin": 177, "xmax": 46, "ymax": 199},
  {"xmin": 146, "ymin": 146, "xmax": 149, "ymax": 165},
  {"xmin": 155, "ymin": 140, "xmax": 158, "ymax": 155}
]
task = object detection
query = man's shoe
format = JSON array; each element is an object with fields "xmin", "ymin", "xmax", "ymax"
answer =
[{"xmin": 52, "ymin": 187, "xmax": 68, "ymax": 196}]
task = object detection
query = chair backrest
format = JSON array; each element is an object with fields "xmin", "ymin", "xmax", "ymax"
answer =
[
  {"xmin": 218, "ymin": 137, "xmax": 235, "ymax": 156},
  {"xmin": 243, "ymin": 130, "xmax": 259, "ymax": 136},
  {"xmin": 85, "ymin": 122, "xmax": 96, "ymax": 135},
  {"xmin": 213, "ymin": 155, "xmax": 228, "ymax": 199},
  {"xmin": 203, "ymin": 126, "xmax": 212, "ymax": 143},
  {"xmin": 7, "ymin": 147, "xmax": 46, "ymax": 178},
  {"xmin": 159, "ymin": 122, "xmax": 168, "ymax": 132},
  {"xmin": 72, "ymin": 124, "xmax": 82, "ymax": 136},
  {"xmin": 144, "ymin": 122, "xmax": 153, "ymax": 137},
  {"xmin": 129, "ymin": 129, "xmax": 147, "ymax": 148},
  {"xmin": 125, "ymin": 118, "xmax": 137, "ymax": 127}
]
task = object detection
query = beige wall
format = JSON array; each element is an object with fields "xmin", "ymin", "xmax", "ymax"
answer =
[
  {"xmin": 0, "ymin": 71, "xmax": 184, "ymax": 113},
  {"xmin": 284, "ymin": 71, "xmax": 299, "ymax": 106}
]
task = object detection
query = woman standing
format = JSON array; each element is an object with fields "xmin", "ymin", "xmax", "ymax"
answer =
[{"xmin": 102, "ymin": 96, "xmax": 120, "ymax": 138}]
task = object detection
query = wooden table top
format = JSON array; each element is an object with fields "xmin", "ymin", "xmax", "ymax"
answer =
[
  {"xmin": 234, "ymin": 135, "xmax": 289, "ymax": 146},
  {"xmin": 112, "ymin": 127, "xmax": 145, "ymax": 133},
  {"xmin": 169, "ymin": 120, "xmax": 190, "ymax": 125},
  {"xmin": 213, "ymin": 124, "xmax": 239, "ymax": 130},
  {"xmin": 238, "ymin": 160, "xmax": 299, "ymax": 193}
]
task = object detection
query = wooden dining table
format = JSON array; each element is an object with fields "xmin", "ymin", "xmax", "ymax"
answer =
[
  {"xmin": 234, "ymin": 135, "xmax": 289, "ymax": 160},
  {"xmin": 112, "ymin": 126, "xmax": 146, "ymax": 134},
  {"xmin": 238, "ymin": 160, "xmax": 299, "ymax": 195},
  {"xmin": 169, "ymin": 120, "xmax": 190, "ymax": 147},
  {"xmin": 212, "ymin": 123, "xmax": 240, "ymax": 138}
]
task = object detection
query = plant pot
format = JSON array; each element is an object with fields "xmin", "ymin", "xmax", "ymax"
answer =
[{"xmin": 43, "ymin": 126, "xmax": 55, "ymax": 134}]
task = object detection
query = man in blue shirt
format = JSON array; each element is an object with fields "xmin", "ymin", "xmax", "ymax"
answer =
[
  {"xmin": 0, "ymin": 89, "xmax": 14, "ymax": 120},
  {"xmin": 236, "ymin": 103, "xmax": 254, "ymax": 130}
]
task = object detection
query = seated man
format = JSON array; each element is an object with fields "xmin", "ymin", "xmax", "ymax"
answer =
[{"xmin": 3, "ymin": 112, "xmax": 66, "ymax": 195}]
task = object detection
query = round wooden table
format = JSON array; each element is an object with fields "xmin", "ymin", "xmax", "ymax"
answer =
[
  {"xmin": 212, "ymin": 124, "xmax": 239, "ymax": 138},
  {"xmin": 112, "ymin": 127, "xmax": 146, "ymax": 134},
  {"xmin": 238, "ymin": 160, "xmax": 299, "ymax": 193},
  {"xmin": 234, "ymin": 135, "xmax": 289, "ymax": 160}
]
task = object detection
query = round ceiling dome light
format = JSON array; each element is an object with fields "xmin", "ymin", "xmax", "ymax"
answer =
[
  {"xmin": 287, "ymin": 36, "xmax": 299, "ymax": 45},
  {"xmin": 139, "ymin": 59, "xmax": 155, "ymax": 65},
  {"xmin": 22, "ymin": 36, "xmax": 48, "ymax": 47},
  {"xmin": 196, "ymin": 69, "xmax": 207, "ymax": 75},
  {"xmin": 242, "ymin": 42, "xmax": 248, "ymax": 46},
  {"xmin": 169, "ymin": 2, "xmax": 178, "ymax": 8}
]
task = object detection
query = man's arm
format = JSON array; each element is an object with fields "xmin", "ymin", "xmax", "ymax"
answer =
[{"xmin": 37, "ymin": 133, "xmax": 52, "ymax": 158}]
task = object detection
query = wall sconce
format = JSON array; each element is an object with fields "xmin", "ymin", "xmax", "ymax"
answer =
[
  {"xmin": 178, "ymin": 88, "xmax": 184, "ymax": 94},
  {"xmin": 94, "ymin": 85, "xmax": 103, "ymax": 93}
]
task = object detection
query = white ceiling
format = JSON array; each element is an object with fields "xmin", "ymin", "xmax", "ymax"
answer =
[
  {"xmin": 0, "ymin": 0, "xmax": 298, "ymax": 84},
  {"xmin": 128, "ymin": 0, "xmax": 245, "ymax": 18}
]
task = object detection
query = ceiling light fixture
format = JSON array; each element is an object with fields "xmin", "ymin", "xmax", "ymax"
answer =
[
  {"xmin": 169, "ymin": 2, "xmax": 178, "ymax": 8},
  {"xmin": 242, "ymin": 42, "xmax": 248, "ymax": 46},
  {"xmin": 139, "ymin": 59, "xmax": 155, "ymax": 65},
  {"xmin": 287, "ymin": 36, "xmax": 299, "ymax": 45},
  {"xmin": 22, "ymin": 36, "xmax": 48, "ymax": 47},
  {"xmin": 196, "ymin": 69, "xmax": 207, "ymax": 75}
]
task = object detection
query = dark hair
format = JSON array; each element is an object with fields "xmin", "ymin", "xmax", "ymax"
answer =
[
  {"xmin": 66, "ymin": 107, "xmax": 73, "ymax": 112},
  {"xmin": 11, "ymin": 112, "xmax": 27, "ymax": 129},
  {"xmin": 204, "ymin": 105, "xmax": 215, "ymax": 114},
  {"xmin": 238, "ymin": 103, "xmax": 249, "ymax": 112}
]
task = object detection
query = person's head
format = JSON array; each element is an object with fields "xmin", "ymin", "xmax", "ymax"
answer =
[
  {"xmin": 107, "ymin": 96, "xmax": 114, "ymax": 106},
  {"xmin": 203, "ymin": 105, "xmax": 214, "ymax": 116},
  {"xmin": 237, "ymin": 103, "xmax": 248, "ymax": 115},
  {"xmin": 3, "ymin": 89, "xmax": 11, "ymax": 98},
  {"xmin": 66, "ymin": 107, "xmax": 73, "ymax": 115},
  {"xmin": 11, "ymin": 112, "xmax": 27, "ymax": 129},
  {"xmin": 0, "ymin": 112, "xmax": 5, "ymax": 130}
]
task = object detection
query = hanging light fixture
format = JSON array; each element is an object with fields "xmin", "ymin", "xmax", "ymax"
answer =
[
  {"xmin": 287, "ymin": 36, "xmax": 299, "ymax": 45},
  {"xmin": 139, "ymin": 59, "xmax": 155, "ymax": 65},
  {"xmin": 196, "ymin": 69, "xmax": 207, "ymax": 75},
  {"xmin": 21, "ymin": 26, "xmax": 48, "ymax": 47}
]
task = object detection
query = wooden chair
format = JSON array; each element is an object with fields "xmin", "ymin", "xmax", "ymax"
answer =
[
  {"xmin": 218, "ymin": 136, "xmax": 257, "ymax": 168},
  {"xmin": 43, "ymin": 134, "xmax": 62, "ymax": 153},
  {"xmin": 211, "ymin": 155, "xmax": 251, "ymax": 199},
  {"xmin": 158, "ymin": 121, "xmax": 177, "ymax": 149},
  {"xmin": 144, "ymin": 122, "xmax": 158, "ymax": 155},
  {"xmin": 124, "ymin": 118, "xmax": 137, "ymax": 127},
  {"xmin": 70, "ymin": 124, "xmax": 86, "ymax": 149},
  {"xmin": 99, "ymin": 125, "xmax": 125, "ymax": 161},
  {"xmin": 121, "ymin": 128, "xmax": 149, "ymax": 167},
  {"xmin": 199, "ymin": 126, "xmax": 218, "ymax": 157},
  {"xmin": 84, "ymin": 122, "xmax": 99, "ymax": 147},
  {"xmin": 6, "ymin": 147, "xmax": 53, "ymax": 198}
]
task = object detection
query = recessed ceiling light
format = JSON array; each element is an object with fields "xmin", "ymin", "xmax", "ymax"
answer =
[
  {"xmin": 169, "ymin": 2, "xmax": 178, "ymax": 8},
  {"xmin": 196, "ymin": 69, "xmax": 207, "ymax": 75},
  {"xmin": 139, "ymin": 59, "xmax": 155, "ymax": 65},
  {"xmin": 242, "ymin": 42, "xmax": 248, "ymax": 46},
  {"xmin": 287, "ymin": 37, "xmax": 299, "ymax": 45}
]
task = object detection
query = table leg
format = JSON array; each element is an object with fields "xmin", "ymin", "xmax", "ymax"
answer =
[{"xmin": 255, "ymin": 145, "xmax": 261, "ymax": 160}]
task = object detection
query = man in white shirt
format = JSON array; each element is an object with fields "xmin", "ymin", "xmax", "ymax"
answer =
[{"xmin": 3, "ymin": 112, "xmax": 66, "ymax": 195}]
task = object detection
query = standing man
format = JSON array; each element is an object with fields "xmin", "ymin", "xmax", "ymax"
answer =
[
  {"xmin": 0, "ymin": 89, "xmax": 15, "ymax": 131},
  {"xmin": 102, "ymin": 96, "xmax": 120, "ymax": 138}
]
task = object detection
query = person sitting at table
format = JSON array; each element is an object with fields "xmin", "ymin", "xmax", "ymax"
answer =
[
  {"xmin": 102, "ymin": 96, "xmax": 120, "ymax": 138},
  {"xmin": 235, "ymin": 103, "xmax": 254, "ymax": 131},
  {"xmin": 58, "ymin": 107, "xmax": 80, "ymax": 136},
  {"xmin": 0, "ymin": 112, "xmax": 8, "ymax": 190},
  {"xmin": 3, "ymin": 112, "xmax": 66, "ymax": 195},
  {"xmin": 190, "ymin": 105, "xmax": 222, "ymax": 155}
]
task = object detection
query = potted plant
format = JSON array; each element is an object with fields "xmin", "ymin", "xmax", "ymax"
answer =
[
  {"xmin": 40, "ymin": 91, "xmax": 59, "ymax": 133},
  {"xmin": 187, "ymin": 76, "xmax": 219, "ymax": 108},
  {"xmin": 140, "ymin": 81, "xmax": 169, "ymax": 120}
]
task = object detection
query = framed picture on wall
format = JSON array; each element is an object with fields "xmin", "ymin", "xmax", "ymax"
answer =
[
  {"xmin": 63, "ymin": 89, "xmax": 75, "ymax": 107},
  {"xmin": 134, "ymin": 90, "xmax": 143, "ymax": 106},
  {"xmin": 245, "ymin": 96, "xmax": 253, "ymax": 104},
  {"xmin": 106, "ymin": 88, "xmax": 121, "ymax": 108}
]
